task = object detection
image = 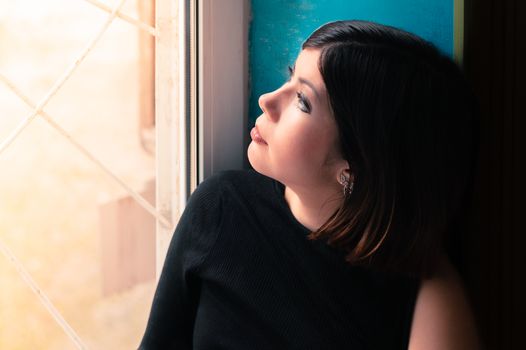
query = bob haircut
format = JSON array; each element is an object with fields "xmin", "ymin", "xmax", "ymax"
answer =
[{"xmin": 303, "ymin": 20, "xmax": 479, "ymax": 278}]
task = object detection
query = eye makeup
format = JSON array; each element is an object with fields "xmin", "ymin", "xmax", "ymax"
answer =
[
  {"xmin": 287, "ymin": 65, "xmax": 312, "ymax": 114},
  {"xmin": 296, "ymin": 91, "xmax": 312, "ymax": 113}
]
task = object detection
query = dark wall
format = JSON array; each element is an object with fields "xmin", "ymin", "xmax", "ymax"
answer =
[{"xmin": 463, "ymin": 0, "xmax": 526, "ymax": 348}]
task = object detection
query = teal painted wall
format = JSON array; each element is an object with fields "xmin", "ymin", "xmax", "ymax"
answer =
[{"xmin": 248, "ymin": 0, "xmax": 454, "ymax": 126}]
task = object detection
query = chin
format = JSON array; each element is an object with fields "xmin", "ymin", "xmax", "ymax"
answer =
[
  {"xmin": 247, "ymin": 144, "xmax": 271, "ymax": 178},
  {"xmin": 247, "ymin": 145, "xmax": 262, "ymax": 172},
  {"xmin": 247, "ymin": 144, "xmax": 294, "ymax": 186}
]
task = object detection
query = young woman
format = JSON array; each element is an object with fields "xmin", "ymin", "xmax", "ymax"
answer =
[{"xmin": 140, "ymin": 20, "xmax": 480, "ymax": 349}]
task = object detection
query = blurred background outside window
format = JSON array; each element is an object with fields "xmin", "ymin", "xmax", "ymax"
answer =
[{"xmin": 0, "ymin": 0, "xmax": 163, "ymax": 348}]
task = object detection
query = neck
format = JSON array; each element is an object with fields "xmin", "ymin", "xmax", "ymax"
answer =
[{"xmin": 284, "ymin": 182, "xmax": 342, "ymax": 231}]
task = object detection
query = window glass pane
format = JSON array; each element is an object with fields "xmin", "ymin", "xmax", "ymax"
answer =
[{"xmin": 0, "ymin": 0, "xmax": 162, "ymax": 348}]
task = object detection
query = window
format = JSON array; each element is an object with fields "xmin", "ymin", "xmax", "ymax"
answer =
[
  {"xmin": 0, "ymin": 0, "xmax": 248, "ymax": 348},
  {"xmin": 0, "ymin": 0, "xmax": 185, "ymax": 348}
]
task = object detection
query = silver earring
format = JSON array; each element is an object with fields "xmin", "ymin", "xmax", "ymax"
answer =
[{"xmin": 339, "ymin": 172, "xmax": 354, "ymax": 197}]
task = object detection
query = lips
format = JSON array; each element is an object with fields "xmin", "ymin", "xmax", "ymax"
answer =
[{"xmin": 250, "ymin": 125, "xmax": 268, "ymax": 145}]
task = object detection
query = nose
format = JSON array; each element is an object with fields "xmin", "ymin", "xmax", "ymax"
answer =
[{"xmin": 258, "ymin": 88, "xmax": 280, "ymax": 122}]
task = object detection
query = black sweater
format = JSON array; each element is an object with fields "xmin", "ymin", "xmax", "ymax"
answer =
[{"xmin": 139, "ymin": 170, "xmax": 420, "ymax": 349}]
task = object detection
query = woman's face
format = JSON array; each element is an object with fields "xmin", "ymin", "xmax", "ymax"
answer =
[{"xmin": 248, "ymin": 48, "xmax": 347, "ymax": 190}]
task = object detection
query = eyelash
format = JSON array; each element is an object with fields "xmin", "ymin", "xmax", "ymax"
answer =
[
  {"xmin": 287, "ymin": 65, "xmax": 311, "ymax": 114},
  {"xmin": 296, "ymin": 91, "xmax": 311, "ymax": 113}
]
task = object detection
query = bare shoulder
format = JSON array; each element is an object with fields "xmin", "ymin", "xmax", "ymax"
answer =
[{"xmin": 408, "ymin": 255, "xmax": 482, "ymax": 350}]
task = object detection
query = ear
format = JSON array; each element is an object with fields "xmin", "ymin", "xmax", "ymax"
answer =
[{"xmin": 334, "ymin": 159, "xmax": 353, "ymax": 184}]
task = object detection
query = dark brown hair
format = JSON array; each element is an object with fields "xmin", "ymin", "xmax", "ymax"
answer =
[{"xmin": 303, "ymin": 20, "xmax": 479, "ymax": 278}]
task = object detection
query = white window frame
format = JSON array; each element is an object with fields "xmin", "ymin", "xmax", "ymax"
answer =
[
  {"xmin": 198, "ymin": 0, "xmax": 249, "ymax": 181},
  {"xmin": 155, "ymin": 0, "xmax": 249, "ymax": 274},
  {"xmin": 155, "ymin": 0, "xmax": 188, "ymax": 274}
]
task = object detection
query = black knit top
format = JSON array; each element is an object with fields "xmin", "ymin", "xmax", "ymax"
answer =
[{"xmin": 139, "ymin": 170, "xmax": 420, "ymax": 349}]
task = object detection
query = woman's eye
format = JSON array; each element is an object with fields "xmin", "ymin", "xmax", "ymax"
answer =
[{"xmin": 296, "ymin": 91, "xmax": 311, "ymax": 113}]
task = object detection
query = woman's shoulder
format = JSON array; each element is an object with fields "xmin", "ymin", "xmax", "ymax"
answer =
[
  {"xmin": 203, "ymin": 168, "xmax": 270, "ymax": 184},
  {"xmin": 195, "ymin": 169, "xmax": 273, "ymax": 198},
  {"xmin": 187, "ymin": 169, "xmax": 279, "ymax": 224},
  {"xmin": 408, "ymin": 255, "xmax": 481, "ymax": 349},
  {"xmin": 179, "ymin": 169, "xmax": 276, "ymax": 245}
]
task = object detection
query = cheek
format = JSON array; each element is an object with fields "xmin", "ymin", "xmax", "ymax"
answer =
[{"xmin": 272, "ymin": 122, "xmax": 327, "ymax": 169}]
